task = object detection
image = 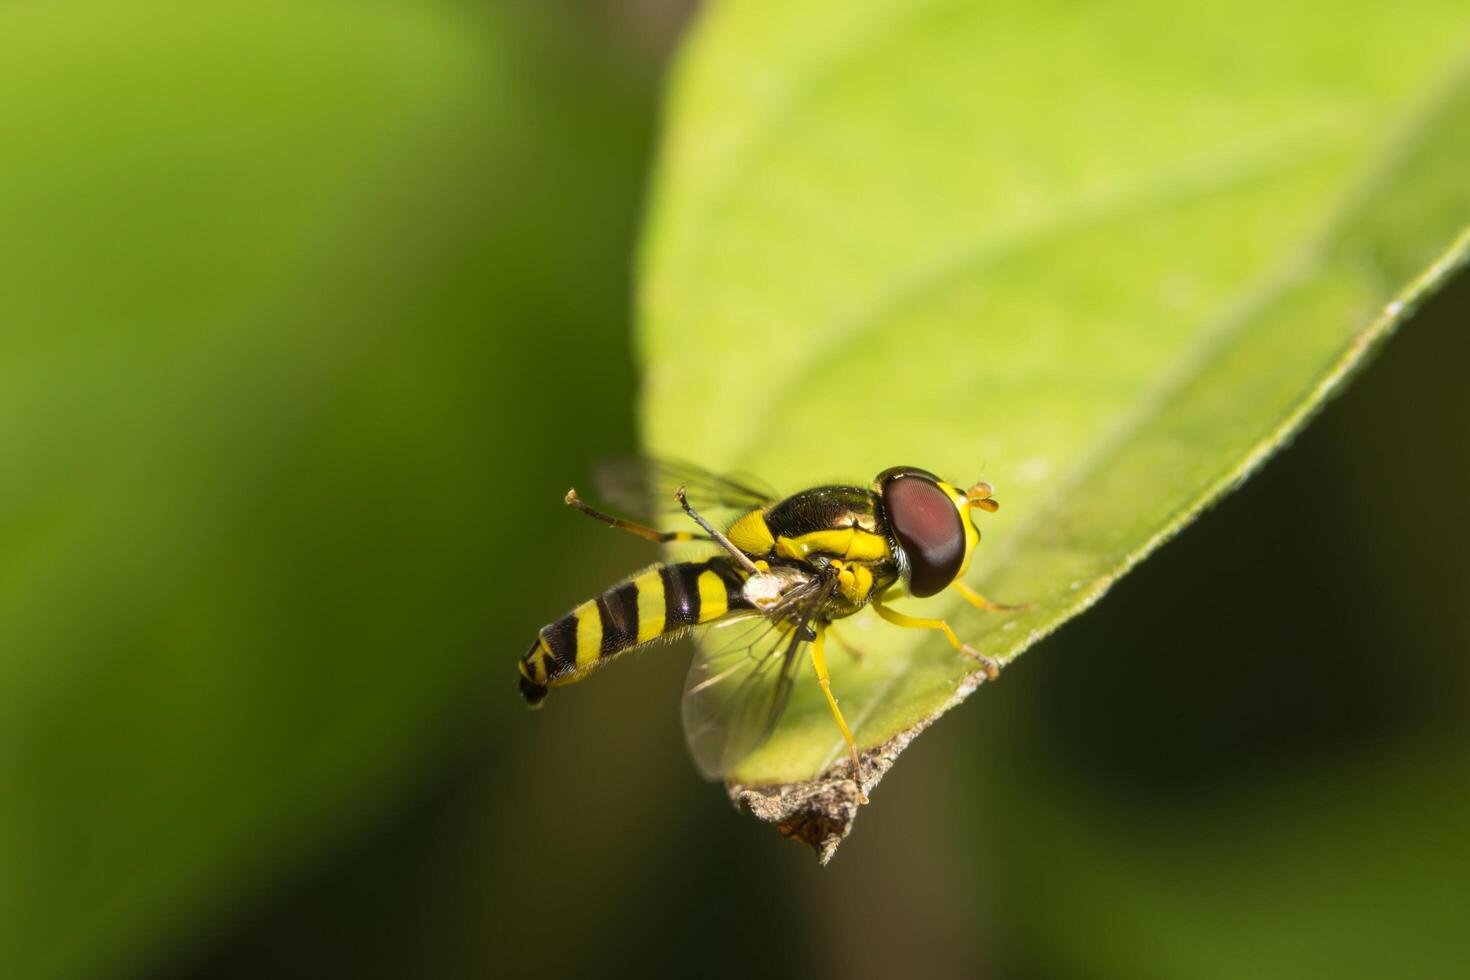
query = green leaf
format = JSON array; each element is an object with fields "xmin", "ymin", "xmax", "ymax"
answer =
[{"xmin": 639, "ymin": 0, "xmax": 1470, "ymax": 856}]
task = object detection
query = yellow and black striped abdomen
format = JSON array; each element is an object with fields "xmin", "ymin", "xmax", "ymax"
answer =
[{"xmin": 519, "ymin": 558, "xmax": 751, "ymax": 705}]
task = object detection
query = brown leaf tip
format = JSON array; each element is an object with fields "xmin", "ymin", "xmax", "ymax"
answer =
[
  {"xmin": 724, "ymin": 669, "xmax": 993, "ymax": 862},
  {"xmin": 730, "ymin": 772, "xmax": 866, "ymax": 864}
]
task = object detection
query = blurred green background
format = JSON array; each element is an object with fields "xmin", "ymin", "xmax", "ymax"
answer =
[{"xmin": 2, "ymin": 3, "xmax": 1465, "ymax": 979}]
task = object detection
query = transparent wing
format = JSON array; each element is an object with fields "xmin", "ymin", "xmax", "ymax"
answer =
[
  {"xmin": 681, "ymin": 615, "xmax": 802, "ymax": 780},
  {"xmin": 593, "ymin": 457, "xmax": 780, "ymax": 521},
  {"xmin": 680, "ymin": 570, "xmax": 839, "ymax": 780}
]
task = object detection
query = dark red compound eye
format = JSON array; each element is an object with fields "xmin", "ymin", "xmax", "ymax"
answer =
[{"xmin": 878, "ymin": 468, "xmax": 966, "ymax": 598}]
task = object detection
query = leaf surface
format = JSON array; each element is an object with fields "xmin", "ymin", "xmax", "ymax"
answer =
[{"xmin": 639, "ymin": 0, "xmax": 1470, "ymax": 853}]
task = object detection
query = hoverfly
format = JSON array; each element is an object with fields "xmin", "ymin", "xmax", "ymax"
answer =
[{"xmin": 518, "ymin": 462, "xmax": 1023, "ymax": 799}]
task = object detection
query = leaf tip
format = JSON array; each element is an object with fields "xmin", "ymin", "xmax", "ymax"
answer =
[
  {"xmin": 728, "ymin": 769, "xmax": 866, "ymax": 864},
  {"xmin": 724, "ymin": 669, "xmax": 995, "ymax": 861}
]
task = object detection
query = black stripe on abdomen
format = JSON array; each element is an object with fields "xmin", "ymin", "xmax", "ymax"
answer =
[
  {"xmin": 661, "ymin": 563, "xmax": 699, "ymax": 628},
  {"xmin": 711, "ymin": 560, "xmax": 753, "ymax": 612},
  {"xmin": 540, "ymin": 614, "xmax": 578, "ymax": 678},
  {"xmin": 597, "ymin": 582, "xmax": 639, "ymax": 656}
]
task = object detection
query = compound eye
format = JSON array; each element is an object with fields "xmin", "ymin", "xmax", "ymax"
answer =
[{"xmin": 881, "ymin": 471, "xmax": 965, "ymax": 598}]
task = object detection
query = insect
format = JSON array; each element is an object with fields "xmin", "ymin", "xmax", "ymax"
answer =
[{"xmin": 518, "ymin": 462, "xmax": 1023, "ymax": 799}]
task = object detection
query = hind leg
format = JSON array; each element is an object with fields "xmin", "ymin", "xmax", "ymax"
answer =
[
  {"xmin": 564, "ymin": 488, "xmax": 706, "ymax": 544},
  {"xmin": 809, "ymin": 626, "xmax": 867, "ymax": 803}
]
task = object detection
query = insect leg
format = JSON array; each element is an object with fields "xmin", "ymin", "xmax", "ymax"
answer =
[
  {"xmin": 674, "ymin": 485, "xmax": 763, "ymax": 576},
  {"xmin": 809, "ymin": 626, "xmax": 867, "ymax": 804},
  {"xmin": 871, "ymin": 595, "xmax": 1001, "ymax": 679},
  {"xmin": 951, "ymin": 580, "xmax": 1031, "ymax": 613},
  {"xmin": 564, "ymin": 488, "xmax": 707, "ymax": 544}
]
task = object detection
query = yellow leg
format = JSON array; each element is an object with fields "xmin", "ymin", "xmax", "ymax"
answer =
[
  {"xmin": 952, "ymin": 580, "xmax": 1031, "ymax": 613},
  {"xmin": 872, "ymin": 595, "xmax": 1000, "ymax": 679},
  {"xmin": 565, "ymin": 488, "xmax": 703, "ymax": 544},
  {"xmin": 810, "ymin": 627, "xmax": 868, "ymax": 803}
]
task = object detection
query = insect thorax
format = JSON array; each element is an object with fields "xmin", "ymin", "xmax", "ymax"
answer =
[{"xmin": 730, "ymin": 485, "xmax": 898, "ymax": 620}]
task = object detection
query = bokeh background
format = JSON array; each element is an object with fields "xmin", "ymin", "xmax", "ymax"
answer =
[{"xmin": 3, "ymin": 3, "xmax": 1466, "ymax": 979}]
